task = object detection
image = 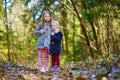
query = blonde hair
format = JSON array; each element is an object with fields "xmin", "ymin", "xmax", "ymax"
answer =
[{"xmin": 52, "ymin": 21, "xmax": 59, "ymax": 28}]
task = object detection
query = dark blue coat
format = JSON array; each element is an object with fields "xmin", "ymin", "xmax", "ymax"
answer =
[{"xmin": 50, "ymin": 31, "xmax": 62, "ymax": 54}]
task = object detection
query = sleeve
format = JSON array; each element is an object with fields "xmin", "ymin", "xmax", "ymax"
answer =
[
  {"xmin": 51, "ymin": 31, "xmax": 62, "ymax": 42},
  {"xmin": 34, "ymin": 23, "xmax": 43, "ymax": 36}
]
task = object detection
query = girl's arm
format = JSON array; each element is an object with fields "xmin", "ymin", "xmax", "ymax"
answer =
[
  {"xmin": 51, "ymin": 32, "xmax": 62, "ymax": 41},
  {"xmin": 34, "ymin": 23, "xmax": 46, "ymax": 36}
]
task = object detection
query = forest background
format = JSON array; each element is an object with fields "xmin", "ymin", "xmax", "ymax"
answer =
[{"xmin": 0, "ymin": 0, "xmax": 120, "ymax": 67}]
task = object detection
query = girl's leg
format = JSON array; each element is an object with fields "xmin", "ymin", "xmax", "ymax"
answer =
[
  {"xmin": 38, "ymin": 48, "xmax": 43, "ymax": 70},
  {"xmin": 55, "ymin": 54, "xmax": 60, "ymax": 67},
  {"xmin": 52, "ymin": 54, "xmax": 56, "ymax": 67},
  {"xmin": 44, "ymin": 48, "xmax": 49, "ymax": 71}
]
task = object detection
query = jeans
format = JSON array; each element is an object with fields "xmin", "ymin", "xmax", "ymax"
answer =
[
  {"xmin": 51, "ymin": 54, "xmax": 60, "ymax": 67},
  {"xmin": 38, "ymin": 48, "xmax": 49, "ymax": 70}
]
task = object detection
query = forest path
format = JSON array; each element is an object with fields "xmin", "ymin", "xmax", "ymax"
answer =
[{"xmin": 0, "ymin": 59, "xmax": 120, "ymax": 80}]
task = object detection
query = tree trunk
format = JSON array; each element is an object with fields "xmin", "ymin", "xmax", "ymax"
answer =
[
  {"xmin": 73, "ymin": 16, "xmax": 76, "ymax": 61},
  {"xmin": 61, "ymin": 8, "xmax": 70, "ymax": 55},
  {"xmin": 81, "ymin": 0, "xmax": 102, "ymax": 55},
  {"xmin": 70, "ymin": 0, "xmax": 94, "ymax": 58},
  {"xmin": 89, "ymin": 21, "xmax": 101, "ymax": 55},
  {"xmin": 4, "ymin": 0, "xmax": 11, "ymax": 61}
]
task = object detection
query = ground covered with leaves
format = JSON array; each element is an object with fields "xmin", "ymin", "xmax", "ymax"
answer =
[{"xmin": 0, "ymin": 55, "xmax": 120, "ymax": 80}]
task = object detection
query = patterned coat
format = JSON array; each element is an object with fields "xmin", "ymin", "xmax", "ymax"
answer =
[{"xmin": 34, "ymin": 23, "xmax": 52, "ymax": 48}]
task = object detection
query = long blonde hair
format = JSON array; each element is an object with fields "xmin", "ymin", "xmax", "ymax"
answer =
[{"xmin": 40, "ymin": 11, "xmax": 52, "ymax": 27}]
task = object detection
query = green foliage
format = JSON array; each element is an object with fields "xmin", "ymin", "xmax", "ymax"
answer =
[
  {"xmin": 0, "ymin": 1, "xmax": 2, "ymax": 18},
  {"xmin": 0, "ymin": 0, "xmax": 120, "ymax": 67},
  {"xmin": 0, "ymin": 30, "xmax": 6, "ymax": 42},
  {"xmin": 0, "ymin": 29, "xmax": 7, "ymax": 60}
]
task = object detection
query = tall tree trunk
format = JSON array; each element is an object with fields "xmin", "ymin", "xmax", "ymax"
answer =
[
  {"xmin": 4, "ymin": 0, "xmax": 11, "ymax": 61},
  {"xmin": 81, "ymin": 0, "xmax": 101, "ymax": 55},
  {"xmin": 89, "ymin": 21, "xmax": 101, "ymax": 55},
  {"xmin": 106, "ymin": 13, "xmax": 110, "ymax": 56},
  {"xmin": 61, "ymin": 8, "xmax": 69, "ymax": 55},
  {"xmin": 70, "ymin": 0, "xmax": 94, "ymax": 58},
  {"xmin": 73, "ymin": 16, "xmax": 76, "ymax": 61}
]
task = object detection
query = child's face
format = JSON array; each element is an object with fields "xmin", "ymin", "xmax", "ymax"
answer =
[
  {"xmin": 52, "ymin": 23, "xmax": 58, "ymax": 31},
  {"xmin": 44, "ymin": 13, "xmax": 51, "ymax": 22}
]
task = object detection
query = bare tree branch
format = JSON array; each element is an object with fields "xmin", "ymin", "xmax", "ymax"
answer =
[{"xmin": 59, "ymin": 1, "xmax": 77, "ymax": 16}]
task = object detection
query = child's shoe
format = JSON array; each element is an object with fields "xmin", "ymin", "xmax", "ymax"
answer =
[
  {"xmin": 45, "ymin": 69, "xmax": 49, "ymax": 72},
  {"xmin": 40, "ymin": 67, "xmax": 46, "ymax": 72},
  {"xmin": 51, "ymin": 66, "xmax": 55, "ymax": 71},
  {"xmin": 54, "ymin": 66, "xmax": 60, "ymax": 70}
]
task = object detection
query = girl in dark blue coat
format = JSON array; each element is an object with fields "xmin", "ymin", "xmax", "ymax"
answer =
[{"xmin": 50, "ymin": 21, "xmax": 62, "ymax": 70}]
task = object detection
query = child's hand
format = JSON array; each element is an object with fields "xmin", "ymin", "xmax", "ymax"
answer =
[
  {"xmin": 51, "ymin": 32, "xmax": 55, "ymax": 35},
  {"xmin": 54, "ymin": 29, "xmax": 59, "ymax": 33},
  {"xmin": 41, "ymin": 29, "xmax": 46, "ymax": 34}
]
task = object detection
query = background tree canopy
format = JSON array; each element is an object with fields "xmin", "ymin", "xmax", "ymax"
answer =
[{"xmin": 0, "ymin": 0, "xmax": 120, "ymax": 66}]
